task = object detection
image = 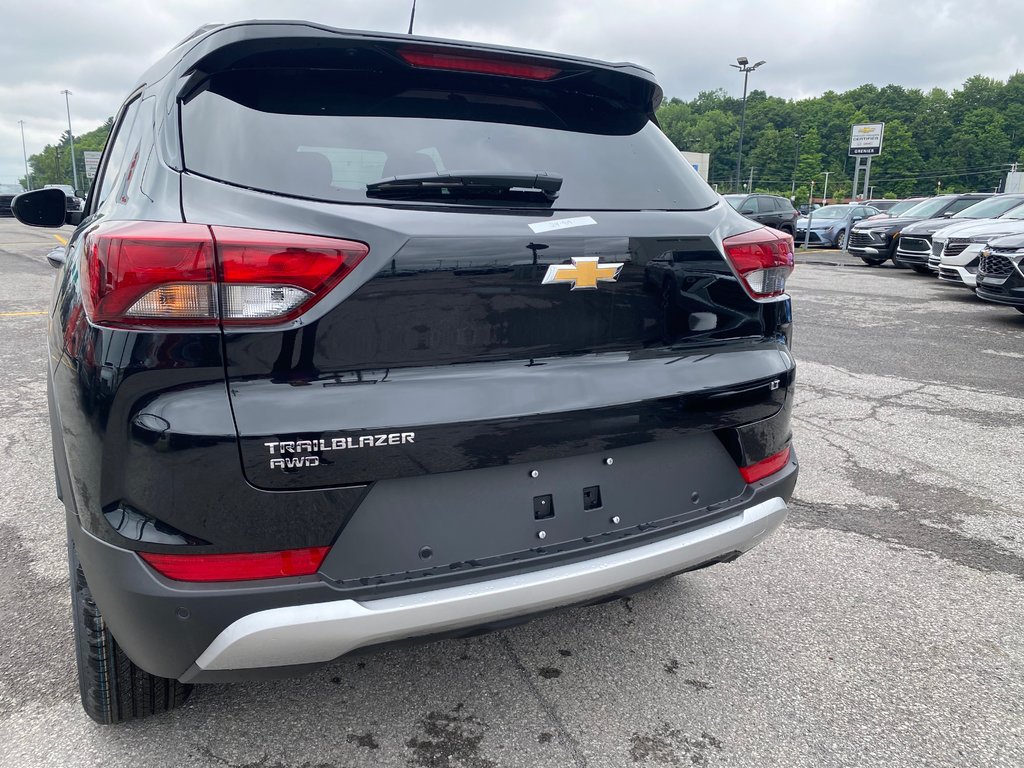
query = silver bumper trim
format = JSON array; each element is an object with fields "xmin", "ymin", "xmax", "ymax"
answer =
[{"xmin": 195, "ymin": 497, "xmax": 790, "ymax": 671}]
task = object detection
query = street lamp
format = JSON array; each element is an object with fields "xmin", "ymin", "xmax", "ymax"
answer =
[
  {"xmin": 18, "ymin": 120, "xmax": 31, "ymax": 190},
  {"xmin": 61, "ymin": 89, "xmax": 80, "ymax": 193},
  {"xmin": 790, "ymin": 132, "xmax": 801, "ymax": 198},
  {"xmin": 730, "ymin": 57, "xmax": 765, "ymax": 193}
]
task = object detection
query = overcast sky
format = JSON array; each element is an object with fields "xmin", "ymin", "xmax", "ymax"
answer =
[{"xmin": 2, "ymin": 0, "xmax": 1022, "ymax": 185}]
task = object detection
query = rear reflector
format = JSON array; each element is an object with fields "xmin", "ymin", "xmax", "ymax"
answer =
[
  {"xmin": 739, "ymin": 447, "xmax": 792, "ymax": 484},
  {"xmin": 398, "ymin": 48, "xmax": 562, "ymax": 80},
  {"xmin": 139, "ymin": 546, "xmax": 330, "ymax": 582},
  {"xmin": 722, "ymin": 228, "xmax": 795, "ymax": 299},
  {"xmin": 80, "ymin": 221, "xmax": 368, "ymax": 328}
]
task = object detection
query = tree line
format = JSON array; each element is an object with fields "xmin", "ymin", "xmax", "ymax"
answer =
[
  {"xmin": 657, "ymin": 72, "xmax": 1024, "ymax": 203},
  {"xmin": 22, "ymin": 118, "xmax": 113, "ymax": 192}
]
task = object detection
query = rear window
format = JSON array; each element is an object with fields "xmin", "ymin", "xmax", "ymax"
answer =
[{"xmin": 181, "ymin": 68, "xmax": 718, "ymax": 211}]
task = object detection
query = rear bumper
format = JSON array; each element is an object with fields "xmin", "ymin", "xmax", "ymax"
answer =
[
  {"xmin": 188, "ymin": 495, "xmax": 790, "ymax": 677},
  {"xmin": 69, "ymin": 458, "xmax": 796, "ymax": 682}
]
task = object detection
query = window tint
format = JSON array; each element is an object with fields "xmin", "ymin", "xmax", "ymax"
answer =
[
  {"xmin": 94, "ymin": 98, "xmax": 142, "ymax": 209},
  {"xmin": 952, "ymin": 196, "xmax": 1023, "ymax": 219},
  {"xmin": 757, "ymin": 197, "xmax": 777, "ymax": 213},
  {"xmin": 738, "ymin": 198, "xmax": 756, "ymax": 214},
  {"xmin": 945, "ymin": 198, "xmax": 985, "ymax": 215},
  {"xmin": 181, "ymin": 69, "xmax": 718, "ymax": 211},
  {"xmin": 902, "ymin": 197, "xmax": 953, "ymax": 218}
]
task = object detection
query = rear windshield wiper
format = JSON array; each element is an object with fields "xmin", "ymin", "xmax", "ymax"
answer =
[{"xmin": 366, "ymin": 171, "xmax": 562, "ymax": 203}]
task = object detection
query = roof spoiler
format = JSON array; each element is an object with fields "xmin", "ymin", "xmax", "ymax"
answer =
[{"xmin": 174, "ymin": 21, "xmax": 663, "ymax": 113}]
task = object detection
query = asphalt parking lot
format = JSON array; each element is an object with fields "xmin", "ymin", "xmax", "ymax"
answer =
[{"xmin": 0, "ymin": 218, "xmax": 1021, "ymax": 767}]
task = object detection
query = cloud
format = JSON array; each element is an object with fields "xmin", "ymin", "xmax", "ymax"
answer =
[{"xmin": 1, "ymin": 0, "xmax": 1021, "ymax": 184}]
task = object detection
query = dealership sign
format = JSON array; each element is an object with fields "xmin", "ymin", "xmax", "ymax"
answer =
[
  {"xmin": 83, "ymin": 151, "xmax": 102, "ymax": 179},
  {"xmin": 849, "ymin": 123, "xmax": 885, "ymax": 156}
]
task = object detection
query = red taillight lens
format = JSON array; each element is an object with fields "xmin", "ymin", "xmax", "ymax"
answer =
[
  {"xmin": 722, "ymin": 228, "xmax": 795, "ymax": 299},
  {"xmin": 212, "ymin": 226, "xmax": 368, "ymax": 325},
  {"xmin": 82, "ymin": 222, "xmax": 217, "ymax": 326},
  {"xmin": 398, "ymin": 48, "xmax": 562, "ymax": 80},
  {"xmin": 739, "ymin": 447, "xmax": 792, "ymax": 484},
  {"xmin": 80, "ymin": 221, "xmax": 369, "ymax": 328},
  {"xmin": 138, "ymin": 546, "xmax": 330, "ymax": 582}
]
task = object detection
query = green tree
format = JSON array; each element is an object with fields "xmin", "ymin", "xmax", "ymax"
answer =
[
  {"xmin": 869, "ymin": 120, "xmax": 924, "ymax": 197},
  {"xmin": 794, "ymin": 127, "xmax": 824, "ymax": 187},
  {"xmin": 23, "ymin": 119, "xmax": 113, "ymax": 191},
  {"xmin": 949, "ymin": 107, "xmax": 1013, "ymax": 191},
  {"xmin": 655, "ymin": 72, "xmax": 1024, "ymax": 198}
]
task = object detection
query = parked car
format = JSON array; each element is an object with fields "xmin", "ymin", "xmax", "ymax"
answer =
[
  {"xmin": 797, "ymin": 202, "xmax": 821, "ymax": 216},
  {"xmin": 862, "ymin": 197, "xmax": 927, "ymax": 221},
  {"xmin": 850, "ymin": 194, "xmax": 992, "ymax": 267},
  {"xmin": 723, "ymin": 193, "xmax": 799, "ymax": 235},
  {"xmin": 794, "ymin": 203, "xmax": 879, "ymax": 248},
  {"xmin": 0, "ymin": 183, "xmax": 24, "ymax": 216},
  {"xmin": 928, "ymin": 194, "xmax": 1024, "ymax": 276},
  {"xmin": 43, "ymin": 183, "xmax": 85, "ymax": 212},
  {"xmin": 976, "ymin": 233, "xmax": 1024, "ymax": 313},
  {"xmin": 895, "ymin": 194, "xmax": 1009, "ymax": 273},
  {"xmin": 12, "ymin": 21, "xmax": 798, "ymax": 723}
]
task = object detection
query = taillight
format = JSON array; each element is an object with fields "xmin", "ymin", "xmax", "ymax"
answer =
[
  {"xmin": 397, "ymin": 48, "xmax": 562, "ymax": 80},
  {"xmin": 80, "ymin": 221, "xmax": 368, "ymax": 328},
  {"xmin": 722, "ymin": 228, "xmax": 794, "ymax": 299},
  {"xmin": 739, "ymin": 447, "xmax": 792, "ymax": 483},
  {"xmin": 82, "ymin": 222, "xmax": 216, "ymax": 326},
  {"xmin": 138, "ymin": 546, "xmax": 330, "ymax": 582},
  {"xmin": 212, "ymin": 227, "xmax": 368, "ymax": 325}
]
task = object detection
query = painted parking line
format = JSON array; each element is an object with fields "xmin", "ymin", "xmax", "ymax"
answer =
[
  {"xmin": 0, "ymin": 311, "xmax": 47, "ymax": 317},
  {"xmin": 54, "ymin": 235, "xmax": 68, "ymax": 245}
]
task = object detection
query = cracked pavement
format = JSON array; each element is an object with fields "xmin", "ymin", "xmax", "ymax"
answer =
[{"xmin": 0, "ymin": 220, "xmax": 1022, "ymax": 767}]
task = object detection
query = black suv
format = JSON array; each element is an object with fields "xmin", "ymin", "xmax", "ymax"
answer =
[
  {"xmin": 14, "ymin": 21, "xmax": 798, "ymax": 723},
  {"xmin": 0, "ymin": 183, "xmax": 24, "ymax": 216},
  {"xmin": 977, "ymin": 234, "xmax": 1024, "ymax": 314},
  {"xmin": 723, "ymin": 193, "xmax": 798, "ymax": 235}
]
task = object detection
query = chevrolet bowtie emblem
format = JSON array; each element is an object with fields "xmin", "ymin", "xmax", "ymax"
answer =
[{"xmin": 541, "ymin": 256, "xmax": 624, "ymax": 290}]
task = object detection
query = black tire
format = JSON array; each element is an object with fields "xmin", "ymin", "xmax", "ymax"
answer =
[
  {"xmin": 910, "ymin": 264, "xmax": 931, "ymax": 275},
  {"xmin": 860, "ymin": 256, "xmax": 886, "ymax": 266},
  {"xmin": 69, "ymin": 536, "xmax": 192, "ymax": 724},
  {"xmin": 836, "ymin": 229, "xmax": 847, "ymax": 250}
]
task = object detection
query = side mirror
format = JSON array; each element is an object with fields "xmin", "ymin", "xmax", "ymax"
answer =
[
  {"xmin": 46, "ymin": 246, "xmax": 67, "ymax": 269},
  {"xmin": 12, "ymin": 188, "xmax": 68, "ymax": 228}
]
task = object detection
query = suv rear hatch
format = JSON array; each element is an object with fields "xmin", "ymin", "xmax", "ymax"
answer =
[{"xmin": 175, "ymin": 30, "xmax": 795, "ymax": 582}]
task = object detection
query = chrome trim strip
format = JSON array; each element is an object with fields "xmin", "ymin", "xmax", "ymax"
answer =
[{"xmin": 195, "ymin": 497, "xmax": 789, "ymax": 671}]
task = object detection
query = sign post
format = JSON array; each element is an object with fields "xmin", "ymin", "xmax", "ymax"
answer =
[{"xmin": 849, "ymin": 123, "xmax": 884, "ymax": 202}]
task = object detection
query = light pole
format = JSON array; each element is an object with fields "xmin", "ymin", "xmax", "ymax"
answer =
[
  {"xmin": 790, "ymin": 132, "xmax": 801, "ymax": 198},
  {"xmin": 730, "ymin": 56, "xmax": 765, "ymax": 193},
  {"xmin": 61, "ymin": 89, "xmax": 80, "ymax": 192},
  {"xmin": 18, "ymin": 120, "xmax": 31, "ymax": 189}
]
